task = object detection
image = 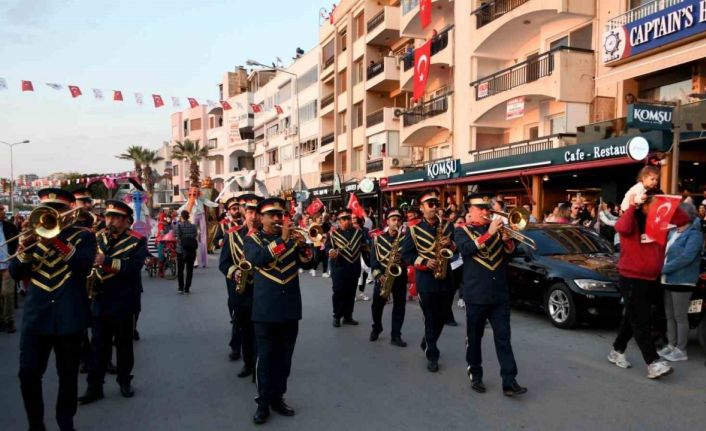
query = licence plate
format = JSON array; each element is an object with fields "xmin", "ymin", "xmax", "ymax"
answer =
[{"xmin": 688, "ymin": 299, "xmax": 703, "ymax": 314}]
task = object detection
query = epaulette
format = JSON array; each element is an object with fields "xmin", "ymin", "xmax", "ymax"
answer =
[
  {"xmin": 408, "ymin": 219, "xmax": 421, "ymax": 226},
  {"xmin": 227, "ymin": 225, "xmax": 242, "ymax": 234},
  {"xmin": 247, "ymin": 228, "xmax": 259, "ymax": 236},
  {"xmin": 220, "ymin": 219, "xmax": 229, "ymax": 225},
  {"xmin": 369, "ymin": 228, "xmax": 384, "ymax": 239},
  {"xmin": 128, "ymin": 230, "xmax": 144, "ymax": 239}
]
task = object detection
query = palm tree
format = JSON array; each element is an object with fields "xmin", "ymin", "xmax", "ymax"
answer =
[
  {"xmin": 171, "ymin": 139, "xmax": 208, "ymax": 187},
  {"xmin": 116, "ymin": 145, "xmax": 147, "ymax": 181},
  {"xmin": 139, "ymin": 149, "xmax": 164, "ymax": 212}
]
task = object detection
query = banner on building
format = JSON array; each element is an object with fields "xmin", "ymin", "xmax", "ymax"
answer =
[{"xmin": 506, "ymin": 96, "xmax": 525, "ymax": 120}]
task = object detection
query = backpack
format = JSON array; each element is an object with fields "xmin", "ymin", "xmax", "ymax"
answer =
[{"xmin": 179, "ymin": 225, "xmax": 198, "ymax": 251}]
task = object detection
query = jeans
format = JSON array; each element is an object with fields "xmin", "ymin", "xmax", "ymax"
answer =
[
  {"xmin": 613, "ymin": 277, "xmax": 659, "ymax": 365},
  {"xmin": 177, "ymin": 249, "xmax": 196, "ymax": 292},
  {"xmin": 663, "ymin": 288, "xmax": 692, "ymax": 351}
]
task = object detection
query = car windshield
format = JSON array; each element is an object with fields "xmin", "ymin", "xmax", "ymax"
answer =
[{"xmin": 525, "ymin": 227, "xmax": 614, "ymax": 256}]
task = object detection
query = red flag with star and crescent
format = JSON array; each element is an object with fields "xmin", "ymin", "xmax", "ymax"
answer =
[
  {"xmin": 22, "ymin": 80, "xmax": 34, "ymax": 92},
  {"xmin": 420, "ymin": 0, "xmax": 432, "ymax": 28},
  {"xmin": 187, "ymin": 98, "xmax": 199, "ymax": 108},
  {"xmin": 645, "ymin": 195, "xmax": 681, "ymax": 245},
  {"xmin": 113, "ymin": 90, "xmax": 123, "ymax": 101},
  {"xmin": 306, "ymin": 198, "xmax": 324, "ymax": 216},
  {"xmin": 347, "ymin": 193, "xmax": 366, "ymax": 219},
  {"xmin": 153, "ymin": 94, "xmax": 164, "ymax": 108},
  {"xmin": 220, "ymin": 100, "xmax": 232, "ymax": 110},
  {"xmin": 68, "ymin": 85, "xmax": 82, "ymax": 98},
  {"xmin": 413, "ymin": 40, "xmax": 432, "ymax": 101}
]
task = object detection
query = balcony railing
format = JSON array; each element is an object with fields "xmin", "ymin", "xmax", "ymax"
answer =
[
  {"xmin": 323, "ymin": 56, "xmax": 335, "ymax": 70},
  {"xmin": 321, "ymin": 132, "xmax": 335, "ymax": 146},
  {"xmin": 402, "ymin": 0, "xmax": 419, "ymax": 15},
  {"xmin": 367, "ymin": 60, "xmax": 385, "ymax": 80},
  {"xmin": 366, "ymin": 109, "xmax": 385, "ymax": 127},
  {"xmin": 402, "ymin": 93, "xmax": 450, "ymax": 127},
  {"xmin": 367, "ymin": 10, "xmax": 385, "ymax": 32},
  {"xmin": 471, "ymin": 47, "xmax": 592, "ymax": 100},
  {"xmin": 402, "ymin": 28, "xmax": 451, "ymax": 71},
  {"xmin": 606, "ymin": 0, "xmax": 683, "ymax": 30},
  {"xmin": 321, "ymin": 94, "xmax": 335, "ymax": 109},
  {"xmin": 321, "ymin": 171, "xmax": 335, "ymax": 183},
  {"xmin": 472, "ymin": 0, "xmax": 530, "ymax": 29},
  {"xmin": 366, "ymin": 159, "xmax": 384, "ymax": 173},
  {"xmin": 469, "ymin": 134, "xmax": 577, "ymax": 162}
]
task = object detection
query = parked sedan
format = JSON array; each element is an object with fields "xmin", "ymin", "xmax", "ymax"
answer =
[{"xmin": 508, "ymin": 224, "xmax": 622, "ymax": 329}]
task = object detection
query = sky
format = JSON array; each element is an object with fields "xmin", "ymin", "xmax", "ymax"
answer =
[{"xmin": 0, "ymin": 0, "xmax": 331, "ymax": 178}]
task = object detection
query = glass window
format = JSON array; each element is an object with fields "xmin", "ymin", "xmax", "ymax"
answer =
[
  {"xmin": 267, "ymin": 149, "xmax": 279, "ymax": 165},
  {"xmin": 338, "ymin": 111, "xmax": 347, "ymax": 134},
  {"xmin": 354, "ymin": 13, "xmax": 365, "ymax": 40},
  {"xmin": 339, "ymin": 29, "xmax": 347, "ymax": 53},
  {"xmin": 550, "ymin": 36, "xmax": 569, "ymax": 50},
  {"xmin": 570, "ymin": 24, "xmax": 593, "ymax": 50},
  {"xmin": 352, "ymin": 148, "xmax": 364, "ymax": 171},
  {"xmin": 299, "ymin": 100, "xmax": 318, "ymax": 123},
  {"xmin": 353, "ymin": 102, "xmax": 363, "ymax": 129},
  {"xmin": 639, "ymin": 79, "xmax": 692, "ymax": 104},
  {"xmin": 255, "ymin": 155, "xmax": 264, "ymax": 169},
  {"xmin": 278, "ymin": 81, "xmax": 291, "ymax": 103},
  {"xmin": 299, "ymin": 67, "xmax": 319, "ymax": 91},
  {"xmin": 172, "ymin": 165, "xmax": 179, "ymax": 177},
  {"xmin": 266, "ymin": 124, "xmax": 279, "ymax": 138},
  {"xmin": 281, "ymin": 145, "xmax": 292, "ymax": 161},
  {"xmin": 338, "ymin": 70, "xmax": 347, "ymax": 94},
  {"xmin": 323, "ymin": 40, "xmax": 335, "ymax": 67},
  {"xmin": 368, "ymin": 132, "xmax": 386, "ymax": 159},
  {"xmin": 190, "ymin": 118, "xmax": 202, "ymax": 131},
  {"xmin": 353, "ymin": 60, "xmax": 364, "ymax": 85},
  {"xmin": 550, "ymin": 115, "xmax": 567, "ymax": 135},
  {"xmin": 527, "ymin": 227, "xmax": 613, "ymax": 256},
  {"xmin": 295, "ymin": 137, "xmax": 318, "ymax": 157}
]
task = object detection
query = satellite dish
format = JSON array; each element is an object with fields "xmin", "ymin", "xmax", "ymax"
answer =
[{"xmin": 394, "ymin": 109, "xmax": 403, "ymax": 117}]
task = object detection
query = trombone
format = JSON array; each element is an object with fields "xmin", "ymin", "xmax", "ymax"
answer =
[{"xmin": 486, "ymin": 207, "xmax": 537, "ymax": 250}]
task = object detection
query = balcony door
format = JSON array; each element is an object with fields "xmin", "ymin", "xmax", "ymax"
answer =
[{"xmin": 526, "ymin": 52, "xmax": 540, "ymax": 83}]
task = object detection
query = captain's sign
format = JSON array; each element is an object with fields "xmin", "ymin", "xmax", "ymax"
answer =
[{"xmin": 603, "ymin": 0, "xmax": 706, "ymax": 64}]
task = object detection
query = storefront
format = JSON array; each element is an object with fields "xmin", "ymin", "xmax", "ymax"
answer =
[{"xmin": 307, "ymin": 178, "xmax": 383, "ymax": 222}]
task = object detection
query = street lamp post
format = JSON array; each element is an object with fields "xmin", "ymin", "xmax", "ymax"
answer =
[
  {"xmin": 246, "ymin": 60, "xmax": 303, "ymax": 196},
  {"xmin": 0, "ymin": 140, "xmax": 30, "ymax": 216}
]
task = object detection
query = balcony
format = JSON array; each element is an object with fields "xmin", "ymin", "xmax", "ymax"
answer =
[
  {"xmin": 470, "ymin": 47, "xmax": 594, "ymax": 122},
  {"xmin": 366, "ymin": 6, "xmax": 400, "ymax": 47},
  {"xmin": 401, "ymin": 93, "xmax": 452, "ymax": 145},
  {"xmin": 320, "ymin": 93, "xmax": 335, "ymax": 116},
  {"xmin": 472, "ymin": 0, "xmax": 530, "ymax": 28},
  {"xmin": 401, "ymin": 27, "xmax": 452, "ymax": 91},
  {"xmin": 606, "ymin": 0, "xmax": 683, "ymax": 31},
  {"xmin": 365, "ymin": 56, "xmax": 400, "ymax": 92},
  {"xmin": 469, "ymin": 134, "xmax": 577, "ymax": 162},
  {"xmin": 366, "ymin": 107, "xmax": 399, "ymax": 137},
  {"xmin": 366, "ymin": 159, "xmax": 384, "ymax": 173},
  {"xmin": 320, "ymin": 171, "xmax": 335, "ymax": 183},
  {"xmin": 321, "ymin": 55, "xmax": 335, "ymax": 80},
  {"xmin": 321, "ymin": 132, "xmax": 335, "ymax": 147},
  {"xmin": 401, "ymin": 0, "xmax": 452, "ymax": 37}
]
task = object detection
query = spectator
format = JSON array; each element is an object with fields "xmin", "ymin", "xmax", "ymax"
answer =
[
  {"xmin": 175, "ymin": 210, "xmax": 198, "ymax": 294},
  {"xmin": 570, "ymin": 202, "xmax": 582, "ymax": 224},
  {"xmin": 550, "ymin": 203, "xmax": 571, "ymax": 223},
  {"xmin": 599, "ymin": 202, "xmax": 620, "ymax": 251},
  {"xmin": 13, "ymin": 213, "xmax": 25, "ymax": 231},
  {"xmin": 681, "ymin": 189, "xmax": 693, "ymax": 205},
  {"xmin": 522, "ymin": 204, "xmax": 538, "ymax": 223},
  {"xmin": 0, "ymin": 204, "xmax": 19, "ymax": 333},
  {"xmin": 658, "ymin": 203, "xmax": 703, "ymax": 362},
  {"xmin": 698, "ymin": 204, "xmax": 706, "ymax": 233}
]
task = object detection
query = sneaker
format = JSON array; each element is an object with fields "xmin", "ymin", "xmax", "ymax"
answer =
[
  {"xmin": 657, "ymin": 344, "xmax": 674, "ymax": 358},
  {"xmin": 322, "ymin": 272, "xmax": 330, "ymax": 278},
  {"xmin": 647, "ymin": 360, "xmax": 673, "ymax": 379},
  {"xmin": 663, "ymin": 347, "xmax": 688, "ymax": 362},
  {"xmin": 357, "ymin": 292, "xmax": 370, "ymax": 301},
  {"xmin": 309, "ymin": 269, "xmax": 317, "ymax": 277},
  {"xmin": 366, "ymin": 278, "xmax": 374, "ymax": 284},
  {"xmin": 457, "ymin": 299, "xmax": 465, "ymax": 308},
  {"xmin": 298, "ymin": 269, "xmax": 304, "ymax": 274},
  {"xmin": 607, "ymin": 349, "xmax": 632, "ymax": 369}
]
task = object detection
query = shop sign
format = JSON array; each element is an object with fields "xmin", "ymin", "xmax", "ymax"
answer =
[
  {"xmin": 477, "ymin": 81, "xmax": 489, "ymax": 98},
  {"xmin": 344, "ymin": 183, "xmax": 358, "ymax": 193},
  {"xmin": 311, "ymin": 187, "xmax": 331, "ymax": 197},
  {"xmin": 506, "ymin": 97, "xmax": 524, "ymax": 120},
  {"xmin": 379, "ymin": 177, "xmax": 389, "ymax": 188},
  {"xmin": 426, "ymin": 158, "xmax": 460, "ymax": 180},
  {"xmin": 563, "ymin": 137, "xmax": 651, "ymax": 163},
  {"xmin": 359, "ymin": 178, "xmax": 375, "ymax": 194},
  {"xmin": 627, "ymin": 103, "xmax": 674, "ymax": 130},
  {"xmin": 603, "ymin": 0, "xmax": 706, "ymax": 64}
]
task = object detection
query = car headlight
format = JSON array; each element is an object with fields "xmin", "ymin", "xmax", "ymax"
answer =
[{"xmin": 574, "ymin": 279, "xmax": 617, "ymax": 292}]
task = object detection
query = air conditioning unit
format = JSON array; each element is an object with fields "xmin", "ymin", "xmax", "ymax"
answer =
[
  {"xmin": 275, "ymin": 163, "xmax": 282, "ymax": 170},
  {"xmin": 391, "ymin": 158, "xmax": 400, "ymax": 167}
]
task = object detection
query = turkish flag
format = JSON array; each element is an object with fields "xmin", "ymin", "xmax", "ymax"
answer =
[
  {"xmin": 250, "ymin": 103, "xmax": 261, "ymax": 113},
  {"xmin": 220, "ymin": 100, "xmax": 232, "ymax": 110},
  {"xmin": 420, "ymin": 0, "xmax": 432, "ymax": 28},
  {"xmin": 113, "ymin": 90, "xmax": 123, "ymax": 101},
  {"xmin": 306, "ymin": 198, "xmax": 324, "ymax": 216},
  {"xmin": 187, "ymin": 98, "xmax": 199, "ymax": 108},
  {"xmin": 275, "ymin": 105, "xmax": 284, "ymax": 115},
  {"xmin": 645, "ymin": 195, "xmax": 681, "ymax": 245},
  {"xmin": 347, "ymin": 193, "xmax": 366, "ymax": 219},
  {"xmin": 21, "ymin": 80, "xmax": 34, "ymax": 92},
  {"xmin": 68, "ymin": 85, "xmax": 82, "ymax": 98},
  {"xmin": 413, "ymin": 40, "xmax": 432, "ymax": 101},
  {"xmin": 152, "ymin": 94, "xmax": 164, "ymax": 108}
]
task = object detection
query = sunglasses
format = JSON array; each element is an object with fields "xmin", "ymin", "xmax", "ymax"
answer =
[
  {"xmin": 339, "ymin": 216, "xmax": 351, "ymax": 220},
  {"xmin": 425, "ymin": 201, "xmax": 441, "ymax": 208}
]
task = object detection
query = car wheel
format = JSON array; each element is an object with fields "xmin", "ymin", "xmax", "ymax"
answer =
[
  {"xmin": 544, "ymin": 283, "xmax": 578, "ymax": 329},
  {"xmin": 698, "ymin": 317, "xmax": 706, "ymax": 353}
]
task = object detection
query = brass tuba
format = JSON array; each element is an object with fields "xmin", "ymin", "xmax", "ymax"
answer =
[
  {"xmin": 380, "ymin": 230, "xmax": 403, "ymax": 299},
  {"xmin": 433, "ymin": 216, "xmax": 453, "ymax": 280}
]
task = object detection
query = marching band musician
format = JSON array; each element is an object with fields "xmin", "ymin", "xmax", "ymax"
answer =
[
  {"xmin": 10, "ymin": 188, "xmax": 97, "ymax": 431},
  {"xmin": 400, "ymin": 189, "xmax": 456, "ymax": 373},
  {"xmin": 369, "ymin": 208, "xmax": 408, "ymax": 347},
  {"xmin": 326, "ymin": 209, "xmax": 364, "ymax": 328},
  {"xmin": 218, "ymin": 194, "xmax": 262, "ymax": 377},
  {"xmin": 213, "ymin": 196, "xmax": 241, "ymax": 250},
  {"xmin": 453, "ymin": 193, "xmax": 527, "ymax": 397},
  {"xmin": 244, "ymin": 197, "xmax": 315, "ymax": 425},
  {"xmin": 72, "ymin": 188, "xmax": 96, "ymax": 230},
  {"xmin": 79, "ymin": 200, "xmax": 148, "ymax": 404}
]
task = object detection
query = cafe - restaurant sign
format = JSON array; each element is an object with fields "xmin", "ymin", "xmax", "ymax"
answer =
[
  {"xmin": 563, "ymin": 136, "xmax": 650, "ymax": 163},
  {"xmin": 603, "ymin": 0, "xmax": 706, "ymax": 64}
]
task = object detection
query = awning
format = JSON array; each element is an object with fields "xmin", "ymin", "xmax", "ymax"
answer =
[{"xmin": 313, "ymin": 149, "xmax": 334, "ymax": 164}]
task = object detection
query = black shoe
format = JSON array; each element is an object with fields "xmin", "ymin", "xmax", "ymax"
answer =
[
  {"xmin": 133, "ymin": 330, "xmax": 140, "ymax": 341},
  {"xmin": 342, "ymin": 318, "xmax": 359, "ymax": 325},
  {"xmin": 471, "ymin": 380, "xmax": 486, "ymax": 393},
  {"xmin": 270, "ymin": 399, "xmax": 295, "ymax": 416},
  {"xmin": 332, "ymin": 318, "xmax": 341, "ymax": 328},
  {"xmin": 503, "ymin": 382, "xmax": 528, "ymax": 397},
  {"xmin": 79, "ymin": 362, "xmax": 88, "ymax": 374},
  {"xmin": 420, "ymin": 337, "xmax": 427, "ymax": 352},
  {"xmin": 427, "ymin": 360, "xmax": 439, "ymax": 373},
  {"xmin": 390, "ymin": 337, "xmax": 407, "ymax": 347},
  {"xmin": 369, "ymin": 330, "xmax": 381, "ymax": 341},
  {"xmin": 253, "ymin": 405, "xmax": 270, "ymax": 424},
  {"xmin": 445, "ymin": 317, "xmax": 458, "ymax": 326},
  {"xmin": 78, "ymin": 387, "xmax": 104, "ymax": 405},
  {"xmin": 106, "ymin": 361, "xmax": 117, "ymax": 374},
  {"xmin": 120, "ymin": 383, "xmax": 135, "ymax": 398},
  {"xmin": 237, "ymin": 365, "xmax": 253, "ymax": 378},
  {"xmin": 229, "ymin": 350, "xmax": 241, "ymax": 361}
]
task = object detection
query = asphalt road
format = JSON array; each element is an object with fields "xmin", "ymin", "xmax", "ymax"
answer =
[{"xmin": 1, "ymin": 255, "xmax": 705, "ymax": 431}]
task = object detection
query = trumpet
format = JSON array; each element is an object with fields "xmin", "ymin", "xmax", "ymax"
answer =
[
  {"xmin": 274, "ymin": 224, "xmax": 309, "ymax": 246},
  {"xmin": 308, "ymin": 223, "xmax": 324, "ymax": 246},
  {"xmin": 485, "ymin": 207, "xmax": 537, "ymax": 250}
]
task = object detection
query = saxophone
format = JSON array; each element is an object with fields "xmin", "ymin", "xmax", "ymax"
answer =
[
  {"xmin": 235, "ymin": 260, "xmax": 252, "ymax": 294},
  {"xmin": 432, "ymin": 216, "xmax": 453, "ymax": 280},
  {"xmin": 380, "ymin": 230, "xmax": 403, "ymax": 299}
]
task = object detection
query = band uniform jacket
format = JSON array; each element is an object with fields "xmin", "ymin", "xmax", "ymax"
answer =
[
  {"xmin": 401, "ymin": 218, "xmax": 455, "ymax": 293},
  {"xmin": 219, "ymin": 224, "xmax": 254, "ymax": 308},
  {"xmin": 454, "ymin": 223, "xmax": 516, "ymax": 304},
  {"xmin": 91, "ymin": 230, "xmax": 147, "ymax": 317},
  {"xmin": 9, "ymin": 226, "xmax": 96, "ymax": 335},
  {"xmin": 244, "ymin": 231, "xmax": 315, "ymax": 322},
  {"xmin": 370, "ymin": 229, "xmax": 408, "ymax": 286},
  {"xmin": 214, "ymin": 217, "xmax": 238, "ymax": 247},
  {"xmin": 325, "ymin": 227, "xmax": 364, "ymax": 278}
]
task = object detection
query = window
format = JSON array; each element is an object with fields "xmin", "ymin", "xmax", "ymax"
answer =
[
  {"xmin": 352, "ymin": 148, "xmax": 364, "ymax": 171},
  {"xmin": 299, "ymin": 100, "xmax": 318, "ymax": 123},
  {"xmin": 550, "ymin": 115, "xmax": 567, "ymax": 135},
  {"xmin": 208, "ymin": 138, "xmax": 218, "ymax": 149},
  {"xmin": 282, "ymin": 175, "xmax": 292, "ymax": 190},
  {"xmin": 338, "ymin": 110, "xmax": 347, "ymax": 134},
  {"xmin": 218, "ymin": 84, "xmax": 223, "ymax": 102},
  {"xmin": 266, "ymin": 123, "xmax": 279, "ymax": 138},
  {"xmin": 281, "ymin": 144, "xmax": 292, "ymax": 161},
  {"xmin": 353, "ymin": 102, "xmax": 363, "ymax": 129},
  {"xmin": 630, "ymin": 0, "xmax": 652, "ymax": 8},
  {"xmin": 279, "ymin": 116, "xmax": 291, "ymax": 131},
  {"xmin": 172, "ymin": 165, "xmax": 179, "ymax": 177},
  {"xmin": 354, "ymin": 13, "xmax": 365, "ymax": 40},
  {"xmin": 183, "ymin": 120, "xmax": 188, "ymax": 136},
  {"xmin": 338, "ymin": 70, "xmax": 347, "ymax": 94},
  {"xmin": 267, "ymin": 149, "xmax": 279, "ymax": 165},
  {"xmin": 299, "ymin": 66, "xmax": 319, "ymax": 91},
  {"xmin": 353, "ymin": 60, "xmax": 364, "ymax": 85},
  {"xmin": 322, "ymin": 40, "xmax": 335, "ymax": 68},
  {"xmin": 295, "ymin": 137, "xmax": 318, "ymax": 157},
  {"xmin": 278, "ymin": 81, "xmax": 292, "ymax": 103},
  {"xmin": 255, "ymin": 155, "xmax": 264, "ymax": 169},
  {"xmin": 428, "ymin": 145, "xmax": 450, "ymax": 161},
  {"xmin": 550, "ymin": 24, "xmax": 593, "ymax": 51},
  {"xmin": 527, "ymin": 125, "xmax": 539, "ymax": 140},
  {"xmin": 368, "ymin": 131, "xmax": 403, "ymax": 159},
  {"xmin": 339, "ymin": 29, "xmax": 347, "ymax": 53},
  {"xmin": 215, "ymin": 158, "xmax": 223, "ymax": 175},
  {"xmin": 190, "ymin": 118, "xmax": 202, "ymax": 131}
]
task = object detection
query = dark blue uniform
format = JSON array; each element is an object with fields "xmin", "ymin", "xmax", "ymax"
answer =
[
  {"xmin": 370, "ymin": 229, "xmax": 408, "ymax": 339},
  {"xmin": 326, "ymin": 227, "xmax": 364, "ymax": 320},
  {"xmin": 10, "ymin": 225, "xmax": 96, "ymax": 431},
  {"xmin": 454, "ymin": 223, "xmax": 519, "ymax": 387},
  {"xmin": 244, "ymin": 231, "xmax": 314, "ymax": 407},
  {"xmin": 400, "ymin": 218, "xmax": 455, "ymax": 362},
  {"xmin": 86, "ymin": 229, "xmax": 147, "ymax": 391},
  {"xmin": 219, "ymin": 225, "xmax": 255, "ymax": 369}
]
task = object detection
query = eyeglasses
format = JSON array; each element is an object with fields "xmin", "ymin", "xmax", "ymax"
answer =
[{"xmin": 425, "ymin": 201, "xmax": 441, "ymax": 208}]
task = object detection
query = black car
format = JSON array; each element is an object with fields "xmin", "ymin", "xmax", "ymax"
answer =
[{"xmin": 508, "ymin": 224, "xmax": 622, "ymax": 329}]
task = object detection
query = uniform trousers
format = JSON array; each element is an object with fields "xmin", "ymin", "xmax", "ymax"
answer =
[
  {"xmin": 465, "ymin": 302, "xmax": 518, "ymax": 387},
  {"xmin": 371, "ymin": 279, "xmax": 406, "ymax": 338},
  {"xmin": 254, "ymin": 321, "xmax": 298, "ymax": 406},
  {"xmin": 87, "ymin": 314, "xmax": 135, "ymax": 388},
  {"xmin": 226, "ymin": 286, "xmax": 241, "ymax": 354},
  {"xmin": 331, "ymin": 269, "xmax": 360, "ymax": 320},
  {"xmin": 19, "ymin": 331, "xmax": 83, "ymax": 431},
  {"xmin": 234, "ymin": 304, "xmax": 255, "ymax": 367},
  {"xmin": 418, "ymin": 290, "xmax": 455, "ymax": 361}
]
